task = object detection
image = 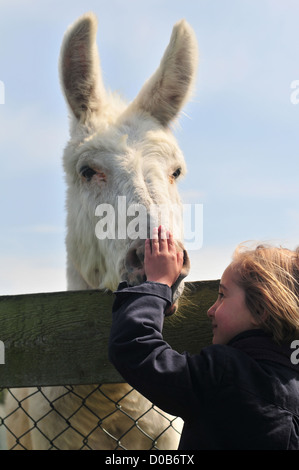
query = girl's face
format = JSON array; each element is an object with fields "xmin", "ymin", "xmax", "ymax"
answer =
[{"xmin": 207, "ymin": 265, "xmax": 259, "ymax": 345}]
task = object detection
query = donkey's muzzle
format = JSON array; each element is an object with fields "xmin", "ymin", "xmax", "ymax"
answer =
[{"xmin": 124, "ymin": 238, "xmax": 190, "ymax": 315}]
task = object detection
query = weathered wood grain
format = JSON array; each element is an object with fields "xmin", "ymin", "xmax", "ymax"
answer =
[{"xmin": 0, "ymin": 281, "xmax": 218, "ymax": 388}]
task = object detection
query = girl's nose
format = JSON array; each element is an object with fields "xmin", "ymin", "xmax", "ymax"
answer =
[{"xmin": 207, "ymin": 302, "xmax": 216, "ymax": 318}]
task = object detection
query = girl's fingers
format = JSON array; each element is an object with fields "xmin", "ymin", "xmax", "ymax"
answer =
[
  {"xmin": 151, "ymin": 227, "xmax": 159, "ymax": 253},
  {"xmin": 177, "ymin": 250, "xmax": 184, "ymax": 269},
  {"xmin": 151, "ymin": 226, "xmax": 178, "ymax": 255},
  {"xmin": 159, "ymin": 226, "xmax": 168, "ymax": 251},
  {"xmin": 167, "ymin": 230, "xmax": 176, "ymax": 253}
]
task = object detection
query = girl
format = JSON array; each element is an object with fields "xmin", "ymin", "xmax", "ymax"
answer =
[{"xmin": 109, "ymin": 226, "xmax": 299, "ymax": 450}]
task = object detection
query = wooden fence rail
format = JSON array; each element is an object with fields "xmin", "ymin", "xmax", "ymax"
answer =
[{"xmin": 0, "ymin": 281, "xmax": 219, "ymax": 389}]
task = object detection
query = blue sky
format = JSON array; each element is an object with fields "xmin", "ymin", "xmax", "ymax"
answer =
[{"xmin": 0, "ymin": 0, "xmax": 298, "ymax": 295}]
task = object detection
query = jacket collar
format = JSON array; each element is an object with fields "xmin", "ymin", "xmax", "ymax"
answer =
[{"xmin": 228, "ymin": 329, "xmax": 299, "ymax": 373}]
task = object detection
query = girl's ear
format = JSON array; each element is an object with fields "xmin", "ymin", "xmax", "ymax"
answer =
[{"xmin": 252, "ymin": 309, "xmax": 268, "ymax": 327}]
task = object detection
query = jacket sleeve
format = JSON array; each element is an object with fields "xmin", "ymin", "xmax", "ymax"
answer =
[{"xmin": 108, "ymin": 281, "xmax": 223, "ymax": 421}]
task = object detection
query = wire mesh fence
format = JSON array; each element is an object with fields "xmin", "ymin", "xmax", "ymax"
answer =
[
  {"xmin": 0, "ymin": 385, "xmax": 182, "ymax": 450},
  {"xmin": 0, "ymin": 282, "xmax": 216, "ymax": 450}
]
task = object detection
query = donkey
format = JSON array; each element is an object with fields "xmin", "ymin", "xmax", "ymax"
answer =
[{"xmin": 3, "ymin": 12, "xmax": 198, "ymax": 449}]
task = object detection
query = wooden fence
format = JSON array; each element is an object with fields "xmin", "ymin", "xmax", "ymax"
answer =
[
  {"xmin": 0, "ymin": 281, "xmax": 218, "ymax": 389},
  {"xmin": 0, "ymin": 280, "xmax": 218, "ymax": 450}
]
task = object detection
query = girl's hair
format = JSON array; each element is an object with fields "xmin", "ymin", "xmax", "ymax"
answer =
[{"xmin": 230, "ymin": 243, "xmax": 299, "ymax": 344}]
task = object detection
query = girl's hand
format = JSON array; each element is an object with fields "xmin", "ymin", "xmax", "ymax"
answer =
[{"xmin": 144, "ymin": 226, "xmax": 184, "ymax": 287}]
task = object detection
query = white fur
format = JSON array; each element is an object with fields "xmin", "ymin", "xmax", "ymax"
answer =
[{"xmin": 4, "ymin": 13, "xmax": 198, "ymax": 450}]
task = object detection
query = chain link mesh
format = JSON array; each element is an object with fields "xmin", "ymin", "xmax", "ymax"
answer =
[{"xmin": 0, "ymin": 385, "xmax": 182, "ymax": 450}]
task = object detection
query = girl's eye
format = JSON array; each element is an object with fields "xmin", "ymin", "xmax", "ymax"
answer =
[
  {"xmin": 218, "ymin": 292, "xmax": 224, "ymax": 300},
  {"xmin": 80, "ymin": 166, "xmax": 96, "ymax": 181}
]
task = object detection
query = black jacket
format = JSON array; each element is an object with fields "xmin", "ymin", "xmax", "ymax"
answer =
[{"xmin": 108, "ymin": 281, "xmax": 299, "ymax": 450}]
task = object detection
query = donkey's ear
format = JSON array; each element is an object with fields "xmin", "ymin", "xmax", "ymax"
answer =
[
  {"xmin": 130, "ymin": 20, "xmax": 198, "ymax": 126},
  {"xmin": 59, "ymin": 12, "xmax": 106, "ymax": 123}
]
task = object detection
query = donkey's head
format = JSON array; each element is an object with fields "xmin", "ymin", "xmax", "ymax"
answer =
[{"xmin": 60, "ymin": 13, "xmax": 198, "ymax": 314}]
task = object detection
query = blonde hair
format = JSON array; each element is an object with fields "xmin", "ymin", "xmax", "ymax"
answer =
[{"xmin": 230, "ymin": 243, "xmax": 299, "ymax": 344}]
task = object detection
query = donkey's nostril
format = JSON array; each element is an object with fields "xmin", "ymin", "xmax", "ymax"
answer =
[
  {"xmin": 125, "ymin": 241, "xmax": 145, "ymax": 272},
  {"xmin": 127, "ymin": 249, "xmax": 142, "ymax": 270},
  {"xmin": 124, "ymin": 241, "xmax": 146, "ymax": 286}
]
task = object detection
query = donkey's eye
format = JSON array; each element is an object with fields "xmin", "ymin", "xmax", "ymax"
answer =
[
  {"xmin": 172, "ymin": 168, "xmax": 181, "ymax": 179},
  {"xmin": 80, "ymin": 166, "xmax": 96, "ymax": 181}
]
